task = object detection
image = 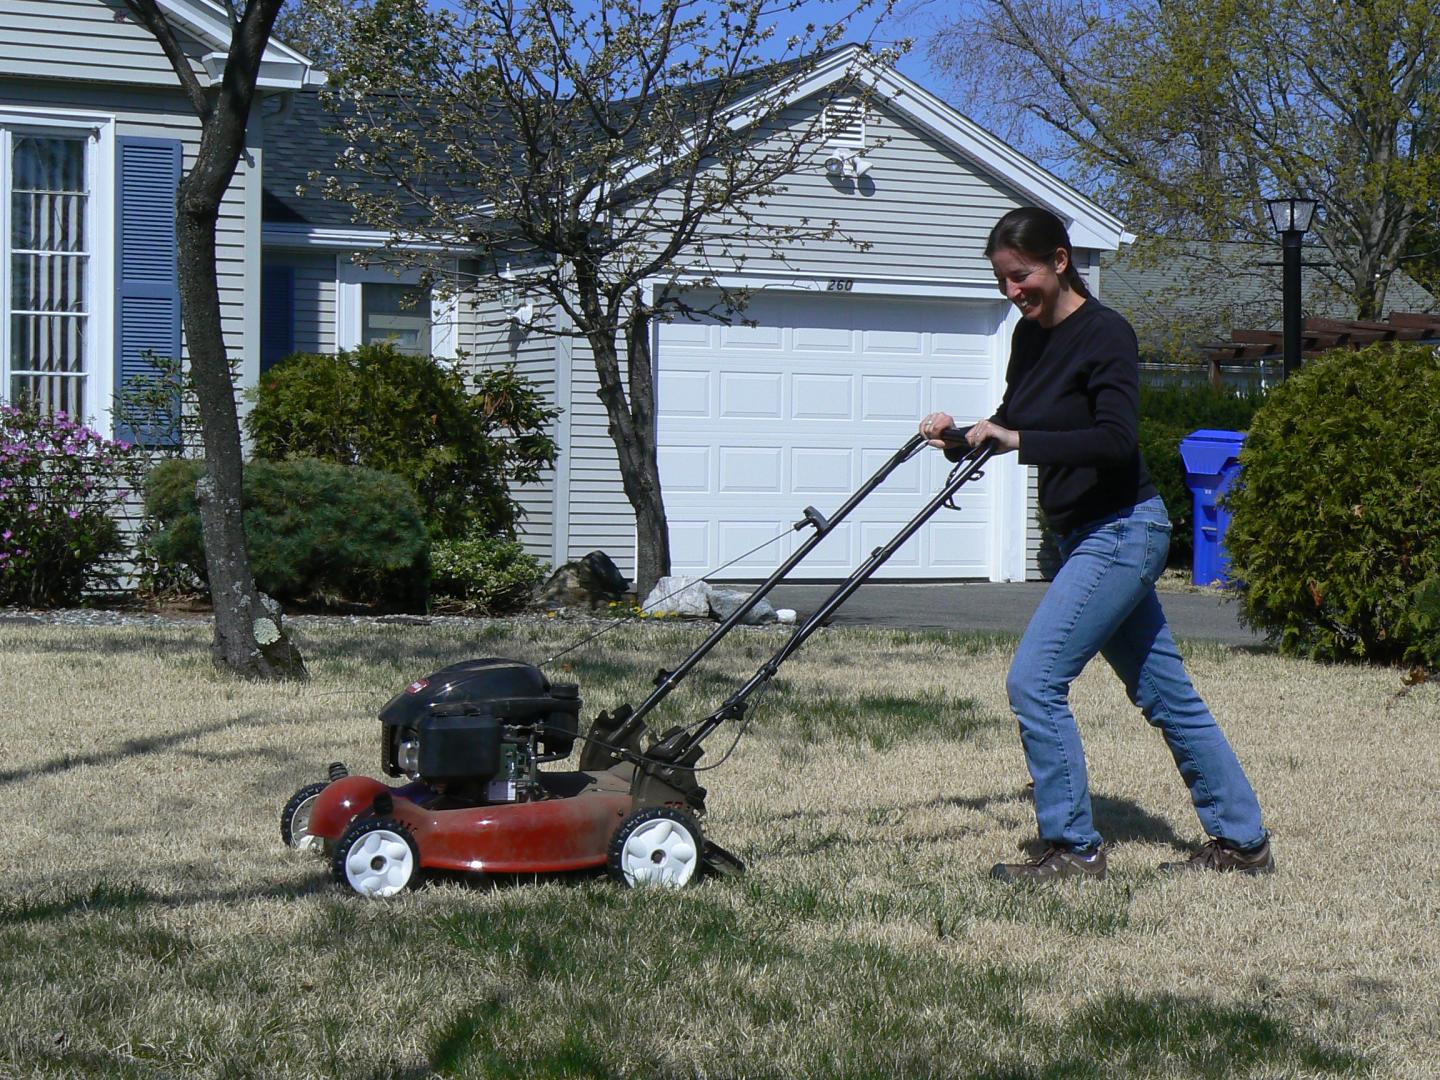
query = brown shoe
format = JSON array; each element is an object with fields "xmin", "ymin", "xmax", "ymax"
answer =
[
  {"xmin": 1160, "ymin": 837, "xmax": 1275, "ymax": 875},
  {"xmin": 991, "ymin": 844, "xmax": 1107, "ymax": 883}
]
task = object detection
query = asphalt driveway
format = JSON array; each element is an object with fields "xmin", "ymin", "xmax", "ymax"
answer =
[{"xmin": 766, "ymin": 581, "xmax": 1265, "ymax": 646}]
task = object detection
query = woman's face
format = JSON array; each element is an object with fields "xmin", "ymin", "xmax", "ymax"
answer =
[{"xmin": 989, "ymin": 246, "xmax": 1070, "ymax": 326}]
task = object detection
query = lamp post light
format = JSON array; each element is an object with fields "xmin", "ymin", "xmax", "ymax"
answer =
[{"xmin": 1266, "ymin": 196, "xmax": 1318, "ymax": 379}]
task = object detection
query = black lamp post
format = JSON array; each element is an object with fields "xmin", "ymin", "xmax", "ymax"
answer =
[{"xmin": 1266, "ymin": 196, "xmax": 1318, "ymax": 379}]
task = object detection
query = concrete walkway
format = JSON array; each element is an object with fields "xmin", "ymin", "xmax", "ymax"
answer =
[{"xmin": 766, "ymin": 581, "xmax": 1265, "ymax": 646}]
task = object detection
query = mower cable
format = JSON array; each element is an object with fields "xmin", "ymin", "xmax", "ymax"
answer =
[
  {"xmin": 539, "ymin": 524, "xmax": 799, "ymax": 668},
  {"xmin": 549, "ymin": 672, "xmax": 774, "ymax": 775}
]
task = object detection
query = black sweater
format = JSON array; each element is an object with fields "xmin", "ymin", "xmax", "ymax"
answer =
[{"xmin": 959, "ymin": 300, "xmax": 1156, "ymax": 535}]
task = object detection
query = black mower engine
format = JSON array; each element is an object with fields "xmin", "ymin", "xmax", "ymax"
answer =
[{"xmin": 379, "ymin": 659, "xmax": 581, "ymax": 804}]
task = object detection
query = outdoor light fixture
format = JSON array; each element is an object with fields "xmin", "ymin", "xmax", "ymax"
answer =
[
  {"xmin": 498, "ymin": 262, "xmax": 533, "ymax": 325},
  {"xmin": 824, "ymin": 148, "xmax": 872, "ymax": 184},
  {"xmin": 1266, "ymin": 195, "xmax": 1319, "ymax": 379},
  {"xmin": 1266, "ymin": 196, "xmax": 1317, "ymax": 236}
]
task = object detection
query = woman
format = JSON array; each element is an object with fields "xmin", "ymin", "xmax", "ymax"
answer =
[{"xmin": 921, "ymin": 207, "xmax": 1271, "ymax": 882}]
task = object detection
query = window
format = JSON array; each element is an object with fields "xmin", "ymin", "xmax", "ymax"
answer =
[
  {"xmin": 361, "ymin": 281, "xmax": 432, "ymax": 356},
  {"xmin": 2, "ymin": 129, "xmax": 92, "ymax": 418},
  {"xmin": 336, "ymin": 260, "xmax": 455, "ymax": 360}
]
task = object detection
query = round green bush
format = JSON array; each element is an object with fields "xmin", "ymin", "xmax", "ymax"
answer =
[
  {"xmin": 1225, "ymin": 343, "xmax": 1440, "ymax": 666},
  {"xmin": 245, "ymin": 346, "xmax": 557, "ymax": 540},
  {"xmin": 144, "ymin": 457, "xmax": 430, "ymax": 611},
  {"xmin": 430, "ymin": 533, "xmax": 547, "ymax": 615}
]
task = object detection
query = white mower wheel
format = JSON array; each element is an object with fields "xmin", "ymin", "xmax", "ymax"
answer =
[
  {"xmin": 332, "ymin": 817, "xmax": 421, "ymax": 898},
  {"xmin": 279, "ymin": 782, "xmax": 329, "ymax": 853},
  {"xmin": 608, "ymin": 807, "xmax": 703, "ymax": 888}
]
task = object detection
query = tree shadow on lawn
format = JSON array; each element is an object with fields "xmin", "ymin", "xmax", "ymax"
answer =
[{"xmin": 0, "ymin": 711, "xmax": 272, "ymax": 788}]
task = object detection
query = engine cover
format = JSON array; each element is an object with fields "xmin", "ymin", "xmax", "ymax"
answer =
[{"xmin": 379, "ymin": 658, "xmax": 581, "ymax": 780}]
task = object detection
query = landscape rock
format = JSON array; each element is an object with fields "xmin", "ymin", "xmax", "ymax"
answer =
[
  {"xmin": 642, "ymin": 576, "xmax": 713, "ymax": 617},
  {"xmin": 533, "ymin": 550, "xmax": 630, "ymax": 609},
  {"xmin": 708, "ymin": 588, "xmax": 778, "ymax": 625}
]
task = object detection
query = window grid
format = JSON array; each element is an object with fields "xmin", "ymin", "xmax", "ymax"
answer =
[{"xmin": 3, "ymin": 128, "xmax": 91, "ymax": 420}]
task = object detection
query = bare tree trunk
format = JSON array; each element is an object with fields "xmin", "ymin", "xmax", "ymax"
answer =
[
  {"xmin": 121, "ymin": 0, "xmax": 304, "ymax": 676},
  {"xmin": 582, "ymin": 321, "xmax": 670, "ymax": 598},
  {"xmin": 176, "ymin": 189, "xmax": 305, "ymax": 678}
]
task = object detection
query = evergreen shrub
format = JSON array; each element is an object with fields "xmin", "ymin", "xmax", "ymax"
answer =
[
  {"xmin": 145, "ymin": 457, "xmax": 430, "ymax": 610},
  {"xmin": 1138, "ymin": 383, "xmax": 1264, "ymax": 567},
  {"xmin": 245, "ymin": 346, "xmax": 557, "ymax": 539},
  {"xmin": 1225, "ymin": 343, "xmax": 1440, "ymax": 666},
  {"xmin": 431, "ymin": 533, "xmax": 547, "ymax": 615}
]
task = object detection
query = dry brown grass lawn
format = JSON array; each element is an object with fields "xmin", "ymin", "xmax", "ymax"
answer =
[{"xmin": 0, "ymin": 615, "xmax": 1435, "ymax": 1078}]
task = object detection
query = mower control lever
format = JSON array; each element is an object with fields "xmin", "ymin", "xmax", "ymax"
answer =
[{"xmin": 796, "ymin": 506, "xmax": 829, "ymax": 532}]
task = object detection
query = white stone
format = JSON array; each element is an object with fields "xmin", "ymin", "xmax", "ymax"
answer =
[{"xmin": 642, "ymin": 576, "xmax": 713, "ymax": 617}]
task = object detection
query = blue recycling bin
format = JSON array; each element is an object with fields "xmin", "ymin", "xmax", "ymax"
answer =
[{"xmin": 1179, "ymin": 429, "xmax": 1247, "ymax": 587}]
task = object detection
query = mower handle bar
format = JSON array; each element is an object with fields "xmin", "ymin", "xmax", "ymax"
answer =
[{"xmin": 627, "ymin": 430, "xmax": 995, "ymax": 738}]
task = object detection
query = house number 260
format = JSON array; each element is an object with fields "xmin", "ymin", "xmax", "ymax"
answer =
[{"xmin": 826, "ymin": 279, "xmax": 855, "ymax": 291}]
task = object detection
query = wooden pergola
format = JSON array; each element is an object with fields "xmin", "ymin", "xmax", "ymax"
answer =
[{"xmin": 1199, "ymin": 311, "xmax": 1440, "ymax": 388}]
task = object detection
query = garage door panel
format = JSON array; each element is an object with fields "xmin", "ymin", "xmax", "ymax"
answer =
[
  {"xmin": 791, "ymin": 373, "xmax": 852, "ymax": 419},
  {"xmin": 660, "ymin": 320, "xmax": 715, "ymax": 349},
  {"xmin": 862, "ymin": 328, "xmax": 925, "ymax": 355},
  {"xmin": 719, "ymin": 446, "xmax": 783, "ymax": 492},
  {"xmin": 861, "ymin": 376, "xmax": 924, "ymax": 420},
  {"xmin": 659, "ymin": 292, "xmax": 1002, "ymax": 579},
  {"xmin": 859, "ymin": 520, "xmax": 923, "ymax": 569},
  {"xmin": 929, "ymin": 375, "xmax": 992, "ymax": 423},
  {"xmin": 926, "ymin": 521, "xmax": 991, "ymax": 574},
  {"xmin": 719, "ymin": 321, "xmax": 783, "ymax": 350},
  {"xmin": 796, "ymin": 521, "xmax": 858, "ymax": 571},
  {"xmin": 792, "ymin": 447, "xmax": 854, "ymax": 493},
  {"xmin": 668, "ymin": 520, "xmax": 711, "ymax": 568},
  {"xmin": 861, "ymin": 447, "xmax": 924, "ymax": 495},
  {"xmin": 719, "ymin": 372, "xmax": 784, "ymax": 417},
  {"xmin": 660, "ymin": 445, "xmax": 711, "ymax": 492},
  {"xmin": 792, "ymin": 325, "xmax": 854, "ymax": 352},
  {"xmin": 718, "ymin": 519, "xmax": 792, "ymax": 570},
  {"xmin": 659, "ymin": 369, "xmax": 713, "ymax": 416}
]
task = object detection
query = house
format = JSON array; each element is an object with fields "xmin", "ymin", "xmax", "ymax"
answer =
[
  {"xmin": 4, "ymin": 1, "xmax": 1129, "ymax": 584},
  {"xmin": 0, "ymin": 0, "xmax": 323, "ymax": 447},
  {"xmin": 259, "ymin": 52, "xmax": 1130, "ymax": 584}
]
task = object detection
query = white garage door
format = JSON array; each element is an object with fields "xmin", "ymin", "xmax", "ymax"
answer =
[{"xmin": 657, "ymin": 290, "xmax": 1006, "ymax": 580}]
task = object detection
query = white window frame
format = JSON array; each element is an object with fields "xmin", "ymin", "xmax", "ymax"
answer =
[
  {"xmin": 335, "ymin": 257, "xmax": 457, "ymax": 361},
  {"xmin": 0, "ymin": 108, "xmax": 115, "ymax": 435}
]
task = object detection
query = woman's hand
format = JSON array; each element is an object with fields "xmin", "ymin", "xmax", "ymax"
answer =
[
  {"xmin": 965, "ymin": 419, "xmax": 1020, "ymax": 454},
  {"xmin": 919, "ymin": 411, "xmax": 963, "ymax": 449}
]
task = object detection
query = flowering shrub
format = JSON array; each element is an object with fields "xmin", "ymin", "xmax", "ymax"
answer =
[{"xmin": 0, "ymin": 406, "xmax": 144, "ymax": 607}]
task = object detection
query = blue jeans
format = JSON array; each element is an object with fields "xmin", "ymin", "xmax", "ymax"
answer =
[{"xmin": 1006, "ymin": 496, "xmax": 1266, "ymax": 851}]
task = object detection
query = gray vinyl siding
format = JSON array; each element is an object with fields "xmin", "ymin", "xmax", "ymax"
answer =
[
  {"xmin": 562, "ymin": 332, "xmax": 634, "ymax": 571},
  {"xmin": 0, "ymin": 0, "xmax": 211, "ymax": 88},
  {"xmin": 1, "ymin": 78, "xmax": 259, "ymax": 435},
  {"xmin": 458, "ymin": 291, "xmax": 561, "ymax": 566},
  {"xmin": 658, "ymin": 99, "xmax": 1029, "ymax": 282}
]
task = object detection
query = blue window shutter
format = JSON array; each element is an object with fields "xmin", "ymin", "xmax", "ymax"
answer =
[
  {"xmin": 114, "ymin": 136, "xmax": 182, "ymax": 447},
  {"xmin": 260, "ymin": 264, "xmax": 295, "ymax": 372}
]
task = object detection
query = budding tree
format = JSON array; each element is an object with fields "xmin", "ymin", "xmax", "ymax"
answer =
[{"xmin": 317, "ymin": 0, "xmax": 899, "ymax": 594}]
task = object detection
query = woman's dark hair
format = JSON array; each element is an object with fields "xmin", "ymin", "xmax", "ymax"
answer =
[{"xmin": 984, "ymin": 207, "xmax": 1091, "ymax": 297}]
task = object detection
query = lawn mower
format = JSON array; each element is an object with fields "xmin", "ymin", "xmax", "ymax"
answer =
[{"xmin": 282, "ymin": 431, "xmax": 995, "ymax": 897}]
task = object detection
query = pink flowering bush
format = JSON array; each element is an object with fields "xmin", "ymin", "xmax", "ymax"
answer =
[{"xmin": 0, "ymin": 405, "xmax": 145, "ymax": 607}]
